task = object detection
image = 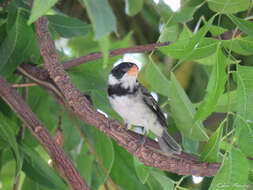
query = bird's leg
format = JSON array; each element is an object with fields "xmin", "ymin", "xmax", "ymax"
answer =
[
  {"xmin": 135, "ymin": 129, "xmax": 148, "ymax": 152},
  {"xmin": 110, "ymin": 119, "xmax": 129, "ymax": 129},
  {"xmin": 125, "ymin": 123, "xmax": 131, "ymax": 130}
]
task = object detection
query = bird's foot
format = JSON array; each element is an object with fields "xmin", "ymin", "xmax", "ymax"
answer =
[
  {"xmin": 110, "ymin": 120, "xmax": 129, "ymax": 129},
  {"xmin": 135, "ymin": 131, "xmax": 148, "ymax": 153}
]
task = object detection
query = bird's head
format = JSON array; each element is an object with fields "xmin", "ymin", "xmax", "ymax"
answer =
[{"xmin": 108, "ymin": 62, "xmax": 139, "ymax": 89}]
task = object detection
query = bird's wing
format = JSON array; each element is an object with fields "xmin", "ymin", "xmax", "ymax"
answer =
[{"xmin": 138, "ymin": 83, "xmax": 168, "ymax": 128}]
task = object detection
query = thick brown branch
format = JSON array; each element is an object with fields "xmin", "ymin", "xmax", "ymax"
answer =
[{"xmin": 34, "ymin": 15, "xmax": 220, "ymax": 177}]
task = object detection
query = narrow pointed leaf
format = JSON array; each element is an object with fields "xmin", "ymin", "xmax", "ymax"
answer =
[
  {"xmin": 200, "ymin": 120, "xmax": 224, "ymax": 162},
  {"xmin": 195, "ymin": 44, "xmax": 227, "ymax": 121},
  {"xmin": 169, "ymin": 73, "xmax": 209, "ymax": 141},
  {"xmin": 229, "ymin": 15, "xmax": 253, "ymax": 39},
  {"xmin": 209, "ymin": 147, "xmax": 248, "ymax": 190},
  {"xmin": 83, "ymin": 0, "xmax": 117, "ymax": 40},
  {"xmin": 235, "ymin": 65, "xmax": 253, "ymax": 157},
  {"xmin": 28, "ymin": 0, "xmax": 58, "ymax": 24}
]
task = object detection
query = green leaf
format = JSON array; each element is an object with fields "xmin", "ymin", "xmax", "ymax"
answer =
[
  {"xmin": 134, "ymin": 157, "xmax": 150, "ymax": 184},
  {"xmin": 159, "ymin": 24, "xmax": 179, "ymax": 42},
  {"xmin": 194, "ymin": 44, "xmax": 227, "ymax": 121},
  {"xmin": 208, "ymin": 24, "xmax": 228, "ymax": 36},
  {"xmin": 155, "ymin": 1, "xmax": 173, "ymax": 21},
  {"xmin": 0, "ymin": 114, "xmax": 21, "ymax": 174},
  {"xmin": 0, "ymin": 9, "xmax": 40, "ymax": 77},
  {"xmin": 200, "ymin": 120, "xmax": 224, "ymax": 162},
  {"xmin": 47, "ymin": 15, "xmax": 91, "ymax": 38},
  {"xmin": 21, "ymin": 145, "xmax": 68, "ymax": 189},
  {"xmin": 69, "ymin": 61, "xmax": 107, "ymax": 91},
  {"xmin": 0, "ymin": 156, "xmax": 16, "ymax": 190},
  {"xmin": 160, "ymin": 38, "xmax": 219, "ymax": 60},
  {"xmin": 110, "ymin": 143, "xmax": 148, "ymax": 190},
  {"xmin": 236, "ymin": 65, "xmax": 253, "ymax": 123},
  {"xmin": 229, "ymin": 15, "xmax": 253, "ymax": 39},
  {"xmin": 214, "ymin": 91, "xmax": 237, "ymax": 112},
  {"xmin": 235, "ymin": 118, "xmax": 253, "ymax": 157},
  {"xmin": 28, "ymin": 0, "xmax": 58, "ymax": 24},
  {"xmin": 145, "ymin": 61, "xmax": 170, "ymax": 97},
  {"xmin": 98, "ymin": 34, "xmax": 110, "ymax": 65},
  {"xmin": 146, "ymin": 63, "xmax": 208, "ymax": 141},
  {"xmin": 92, "ymin": 129, "xmax": 114, "ymax": 189},
  {"xmin": 91, "ymin": 89, "xmax": 121, "ymax": 120},
  {"xmin": 83, "ymin": 0, "xmax": 117, "ymax": 40},
  {"xmin": 76, "ymin": 141, "xmax": 95, "ymax": 186},
  {"xmin": 223, "ymin": 36, "xmax": 253, "ymax": 55},
  {"xmin": 160, "ymin": 16, "xmax": 217, "ymax": 61},
  {"xmin": 169, "ymin": 73, "xmax": 209, "ymax": 141},
  {"xmin": 125, "ymin": 0, "xmax": 143, "ymax": 16},
  {"xmin": 170, "ymin": 7, "xmax": 197, "ymax": 24},
  {"xmin": 209, "ymin": 147, "xmax": 249, "ymax": 190},
  {"xmin": 79, "ymin": 125, "xmax": 114, "ymax": 189},
  {"xmin": 178, "ymin": 24, "xmax": 193, "ymax": 41},
  {"xmin": 149, "ymin": 170, "xmax": 174, "ymax": 190},
  {"xmin": 207, "ymin": 0, "xmax": 251, "ymax": 14},
  {"xmin": 182, "ymin": 134, "xmax": 199, "ymax": 154},
  {"xmin": 235, "ymin": 65, "xmax": 253, "ymax": 157}
]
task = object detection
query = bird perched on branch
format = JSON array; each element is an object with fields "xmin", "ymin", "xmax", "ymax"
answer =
[{"xmin": 107, "ymin": 62, "xmax": 181, "ymax": 155}]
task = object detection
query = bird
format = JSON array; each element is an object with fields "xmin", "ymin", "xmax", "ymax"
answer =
[{"xmin": 107, "ymin": 62, "xmax": 181, "ymax": 155}]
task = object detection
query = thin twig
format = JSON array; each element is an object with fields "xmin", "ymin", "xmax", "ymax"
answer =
[
  {"xmin": 12, "ymin": 83, "xmax": 37, "ymax": 88},
  {"xmin": 61, "ymin": 29, "xmax": 242, "ymax": 70},
  {"xmin": 62, "ymin": 42, "xmax": 170, "ymax": 70}
]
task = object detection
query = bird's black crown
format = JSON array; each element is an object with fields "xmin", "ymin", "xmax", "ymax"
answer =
[{"xmin": 111, "ymin": 62, "xmax": 138, "ymax": 79}]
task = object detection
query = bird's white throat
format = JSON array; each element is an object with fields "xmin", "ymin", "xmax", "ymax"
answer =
[{"xmin": 108, "ymin": 73, "xmax": 137, "ymax": 90}]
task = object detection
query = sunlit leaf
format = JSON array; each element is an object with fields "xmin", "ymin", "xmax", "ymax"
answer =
[
  {"xmin": 160, "ymin": 16, "xmax": 216, "ymax": 61},
  {"xmin": 28, "ymin": 0, "xmax": 58, "ymax": 24},
  {"xmin": 207, "ymin": 0, "xmax": 251, "ymax": 14},
  {"xmin": 83, "ymin": 0, "xmax": 117, "ymax": 40},
  {"xmin": 125, "ymin": 0, "xmax": 143, "ymax": 16},
  {"xmin": 159, "ymin": 24, "xmax": 179, "ymax": 42}
]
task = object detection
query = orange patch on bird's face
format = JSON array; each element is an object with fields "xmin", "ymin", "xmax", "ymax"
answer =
[{"xmin": 127, "ymin": 65, "xmax": 138, "ymax": 77}]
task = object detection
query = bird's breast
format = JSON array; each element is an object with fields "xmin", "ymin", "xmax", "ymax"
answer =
[{"xmin": 109, "ymin": 95, "xmax": 147, "ymax": 126}]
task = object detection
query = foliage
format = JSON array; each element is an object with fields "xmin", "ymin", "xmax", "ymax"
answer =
[{"xmin": 1, "ymin": 0, "xmax": 253, "ymax": 189}]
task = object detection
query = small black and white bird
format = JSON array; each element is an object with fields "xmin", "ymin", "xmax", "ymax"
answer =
[{"xmin": 107, "ymin": 62, "xmax": 181, "ymax": 155}]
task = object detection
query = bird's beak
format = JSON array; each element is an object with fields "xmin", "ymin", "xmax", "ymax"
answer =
[{"xmin": 127, "ymin": 65, "xmax": 138, "ymax": 77}]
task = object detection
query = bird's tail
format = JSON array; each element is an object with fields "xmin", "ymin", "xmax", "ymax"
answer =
[{"xmin": 158, "ymin": 130, "xmax": 181, "ymax": 155}]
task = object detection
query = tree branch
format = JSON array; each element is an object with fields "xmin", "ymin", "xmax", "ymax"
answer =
[
  {"xmin": 33, "ymin": 15, "xmax": 220, "ymax": 177},
  {"xmin": 61, "ymin": 29, "xmax": 242, "ymax": 70},
  {"xmin": 62, "ymin": 42, "xmax": 170, "ymax": 70},
  {"xmin": 0, "ymin": 76, "xmax": 90, "ymax": 190}
]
